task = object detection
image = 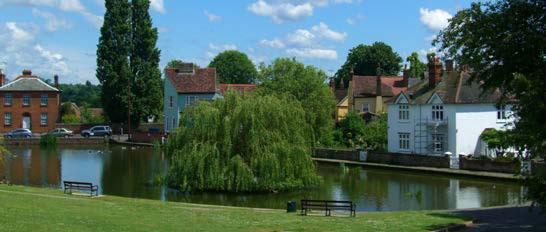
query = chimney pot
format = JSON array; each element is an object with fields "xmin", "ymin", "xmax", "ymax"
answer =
[
  {"xmin": 54, "ymin": 75, "xmax": 59, "ymax": 88},
  {"xmin": 22, "ymin": 70, "xmax": 32, "ymax": 76}
]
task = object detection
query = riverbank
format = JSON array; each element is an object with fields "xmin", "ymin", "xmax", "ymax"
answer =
[
  {"xmin": 313, "ymin": 158, "xmax": 522, "ymax": 181},
  {"xmin": 0, "ymin": 185, "xmax": 469, "ymax": 232}
]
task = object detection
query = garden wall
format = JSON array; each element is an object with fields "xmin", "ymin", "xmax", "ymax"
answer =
[
  {"xmin": 56, "ymin": 123, "xmax": 164, "ymax": 134},
  {"xmin": 3, "ymin": 137, "xmax": 106, "ymax": 146},
  {"xmin": 130, "ymin": 131, "xmax": 165, "ymax": 144},
  {"xmin": 367, "ymin": 152, "xmax": 449, "ymax": 168},
  {"xmin": 459, "ymin": 157, "xmax": 520, "ymax": 174}
]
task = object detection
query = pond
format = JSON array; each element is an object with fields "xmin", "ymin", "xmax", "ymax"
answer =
[{"xmin": 0, "ymin": 144, "xmax": 525, "ymax": 212}]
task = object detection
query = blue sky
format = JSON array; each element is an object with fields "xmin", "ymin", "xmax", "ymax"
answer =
[{"xmin": 0, "ymin": 0, "xmax": 476, "ymax": 84}]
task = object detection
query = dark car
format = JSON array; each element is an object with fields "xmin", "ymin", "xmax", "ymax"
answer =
[
  {"xmin": 46, "ymin": 128, "xmax": 74, "ymax": 138},
  {"xmin": 81, "ymin": 126, "xmax": 112, "ymax": 138},
  {"xmin": 4, "ymin": 128, "xmax": 32, "ymax": 138}
]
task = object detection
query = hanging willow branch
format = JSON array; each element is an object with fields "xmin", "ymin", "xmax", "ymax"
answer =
[{"xmin": 165, "ymin": 90, "xmax": 321, "ymax": 192}]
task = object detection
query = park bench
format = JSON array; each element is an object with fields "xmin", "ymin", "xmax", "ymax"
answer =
[
  {"xmin": 301, "ymin": 199, "xmax": 356, "ymax": 217},
  {"xmin": 63, "ymin": 181, "xmax": 99, "ymax": 196}
]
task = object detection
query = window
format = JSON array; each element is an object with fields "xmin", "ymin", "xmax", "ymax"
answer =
[
  {"xmin": 23, "ymin": 94, "xmax": 30, "ymax": 106},
  {"xmin": 172, "ymin": 118, "xmax": 176, "ymax": 128},
  {"xmin": 497, "ymin": 105, "xmax": 507, "ymax": 120},
  {"xmin": 432, "ymin": 134, "xmax": 444, "ymax": 153},
  {"xmin": 361, "ymin": 104, "xmax": 370, "ymax": 112},
  {"xmin": 41, "ymin": 113, "xmax": 48, "ymax": 126},
  {"xmin": 169, "ymin": 96, "xmax": 173, "ymax": 108},
  {"xmin": 187, "ymin": 96, "xmax": 199, "ymax": 105},
  {"xmin": 399, "ymin": 133, "xmax": 410, "ymax": 150},
  {"xmin": 432, "ymin": 105, "xmax": 444, "ymax": 120},
  {"xmin": 4, "ymin": 112, "xmax": 11, "ymax": 126},
  {"xmin": 41, "ymin": 94, "xmax": 48, "ymax": 106},
  {"xmin": 4, "ymin": 93, "xmax": 12, "ymax": 106},
  {"xmin": 399, "ymin": 104, "xmax": 409, "ymax": 120}
]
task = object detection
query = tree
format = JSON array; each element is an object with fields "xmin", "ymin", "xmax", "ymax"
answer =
[
  {"xmin": 96, "ymin": 0, "xmax": 163, "ymax": 127},
  {"xmin": 336, "ymin": 110, "xmax": 365, "ymax": 148},
  {"xmin": 59, "ymin": 82, "xmax": 102, "ymax": 108},
  {"xmin": 165, "ymin": 90, "xmax": 321, "ymax": 192},
  {"xmin": 96, "ymin": 0, "xmax": 132, "ymax": 124},
  {"xmin": 257, "ymin": 58, "xmax": 336, "ymax": 146},
  {"xmin": 406, "ymin": 52, "xmax": 426, "ymax": 79},
  {"xmin": 166, "ymin": 59, "xmax": 184, "ymax": 68},
  {"xmin": 433, "ymin": 0, "xmax": 545, "ymax": 212},
  {"xmin": 131, "ymin": 0, "xmax": 163, "ymax": 126},
  {"xmin": 336, "ymin": 42, "xmax": 403, "ymax": 87},
  {"xmin": 208, "ymin": 50, "xmax": 258, "ymax": 84}
]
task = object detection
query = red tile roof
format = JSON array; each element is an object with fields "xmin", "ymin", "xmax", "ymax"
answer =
[
  {"xmin": 219, "ymin": 84, "xmax": 256, "ymax": 95},
  {"xmin": 165, "ymin": 68, "xmax": 217, "ymax": 93},
  {"xmin": 352, "ymin": 76, "xmax": 407, "ymax": 97}
]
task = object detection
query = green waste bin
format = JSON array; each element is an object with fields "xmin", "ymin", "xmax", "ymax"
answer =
[{"xmin": 287, "ymin": 201, "xmax": 297, "ymax": 213}]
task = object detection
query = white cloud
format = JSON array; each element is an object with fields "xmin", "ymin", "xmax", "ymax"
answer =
[
  {"xmin": 259, "ymin": 39, "xmax": 285, "ymax": 48},
  {"xmin": 32, "ymin": 8, "xmax": 72, "ymax": 32},
  {"xmin": 157, "ymin": 27, "xmax": 169, "ymax": 33},
  {"xmin": 204, "ymin": 10, "xmax": 221, "ymax": 22},
  {"xmin": 286, "ymin": 48, "xmax": 337, "ymax": 60},
  {"xmin": 248, "ymin": 0, "xmax": 313, "ymax": 24},
  {"xmin": 209, "ymin": 43, "xmax": 237, "ymax": 51},
  {"xmin": 150, "ymin": 0, "xmax": 165, "ymax": 13},
  {"xmin": 311, "ymin": 22, "xmax": 347, "ymax": 41},
  {"xmin": 346, "ymin": 18, "xmax": 355, "ymax": 25},
  {"xmin": 0, "ymin": 0, "xmax": 103, "ymax": 29},
  {"xmin": 286, "ymin": 29, "xmax": 315, "ymax": 46},
  {"xmin": 419, "ymin": 8, "xmax": 452, "ymax": 30},
  {"xmin": 2, "ymin": 22, "xmax": 39, "ymax": 52}
]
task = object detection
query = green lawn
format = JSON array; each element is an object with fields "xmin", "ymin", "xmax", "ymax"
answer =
[{"xmin": 0, "ymin": 185, "xmax": 468, "ymax": 232}]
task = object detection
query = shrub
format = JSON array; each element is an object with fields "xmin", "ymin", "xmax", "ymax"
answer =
[
  {"xmin": 61, "ymin": 114, "xmax": 81, "ymax": 123},
  {"xmin": 39, "ymin": 135, "xmax": 57, "ymax": 147}
]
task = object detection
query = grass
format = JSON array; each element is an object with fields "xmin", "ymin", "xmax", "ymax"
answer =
[{"xmin": 0, "ymin": 185, "xmax": 469, "ymax": 232}]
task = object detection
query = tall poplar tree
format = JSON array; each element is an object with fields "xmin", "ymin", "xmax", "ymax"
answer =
[
  {"xmin": 96, "ymin": 0, "xmax": 132, "ymax": 124},
  {"xmin": 131, "ymin": 0, "xmax": 163, "ymax": 125}
]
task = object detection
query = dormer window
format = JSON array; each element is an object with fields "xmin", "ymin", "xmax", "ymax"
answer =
[{"xmin": 432, "ymin": 105, "xmax": 443, "ymax": 120}]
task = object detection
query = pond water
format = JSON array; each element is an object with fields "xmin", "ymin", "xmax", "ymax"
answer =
[{"xmin": 0, "ymin": 144, "xmax": 525, "ymax": 212}]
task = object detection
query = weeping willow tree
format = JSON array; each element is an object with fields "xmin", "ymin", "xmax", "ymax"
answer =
[{"xmin": 165, "ymin": 90, "xmax": 321, "ymax": 192}]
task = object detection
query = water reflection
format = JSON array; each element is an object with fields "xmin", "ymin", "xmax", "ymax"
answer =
[{"xmin": 0, "ymin": 145, "xmax": 525, "ymax": 212}]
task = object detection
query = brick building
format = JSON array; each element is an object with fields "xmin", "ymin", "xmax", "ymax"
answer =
[{"xmin": 0, "ymin": 70, "xmax": 61, "ymax": 133}]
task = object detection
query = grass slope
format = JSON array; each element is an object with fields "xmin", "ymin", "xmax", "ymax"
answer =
[{"xmin": 0, "ymin": 185, "xmax": 468, "ymax": 232}]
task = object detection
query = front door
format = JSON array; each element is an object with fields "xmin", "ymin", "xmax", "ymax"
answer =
[{"xmin": 23, "ymin": 116, "xmax": 31, "ymax": 129}]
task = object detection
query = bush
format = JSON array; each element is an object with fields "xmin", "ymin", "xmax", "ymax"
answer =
[
  {"xmin": 61, "ymin": 114, "xmax": 81, "ymax": 123},
  {"xmin": 39, "ymin": 135, "xmax": 57, "ymax": 147},
  {"xmin": 165, "ymin": 90, "xmax": 321, "ymax": 192},
  {"xmin": 334, "ymin": 111, "xmax": 388, "ymax": 151}
]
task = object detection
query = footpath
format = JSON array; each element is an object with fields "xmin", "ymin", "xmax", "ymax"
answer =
[{"xmin": 455, "ymin": 204, "xmax": 546, "ymax": 231}]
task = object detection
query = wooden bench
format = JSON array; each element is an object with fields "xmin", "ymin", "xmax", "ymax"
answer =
[
  {"xmin": 63, "ymin": 181, "xmax": 99, "ymax": 196},
  {"xmin": 301, "ymin": 199, "xmax": 356, "ymax": 217}
]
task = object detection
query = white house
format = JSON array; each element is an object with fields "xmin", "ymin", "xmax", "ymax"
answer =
[{"xmin": 387, "ymin": 58, "xmax": 514, "ymax": 157}]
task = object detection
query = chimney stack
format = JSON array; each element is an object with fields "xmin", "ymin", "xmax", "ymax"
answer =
[
  {"xmin": 428, "ymin": 57, "xmax": 442, "ymax": 88},
  {"xmin": 329, "ymin": 77, "xmax": 335, "ymax": 88},
  {"xmin": 402, "ymin": 64, "xmax": 409, "ymax": 87},
  {"xmin": 22, "ymin": 70, "xmax": 32, "ymax": 76},
  {"xmin": 446, "ymin": 59, "xmax": 454, "ymax": 72},
  {"xmin": 0, "ymin": 69, "xmax": 5, "ymax": 87},
  {"xmin": 54, "ymin": 75, "xmax": 59, "ymax": 88},
  {"xmin": 376, "ymin": 65, "xmax": 382, "ymax": 96}
]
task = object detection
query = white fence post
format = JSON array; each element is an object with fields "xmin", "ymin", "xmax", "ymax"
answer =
[{"xmin": 446, "ymin": 152, "xmax": 459, "ymax": 169}]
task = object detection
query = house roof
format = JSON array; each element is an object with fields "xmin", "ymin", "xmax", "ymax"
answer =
[
  {"xmin": 219, "ymin": 84, "xmax": 256, "ymax": 95},
  {"xmin": 165, "ymin": 67, "xmax": 217, "ymax": 94},
  {"xmin": 0, "ymin": 74, "xmax": 60, "ymax": 92},
  {"xmin": 391, "ymin": 71, "xmax": 503, "ymax": 104},
  {"xmin": 352, "ymin": 76, "xmax": 408, "ymax": 97},
  {"xmin": 333, "ymin": 87, "xmax": 348, "ymax": 103}
]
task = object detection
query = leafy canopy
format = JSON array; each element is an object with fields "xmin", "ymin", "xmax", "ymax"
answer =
[
  {"xmin": 406, "ymin": 52, "xmax": 426, "ymax": 79},
  {"xmin": 336, "ymin": 42, "xmax": 403, "ymax": 87},
  {"xmin": 434, "ymin": 0, "xmax": 545, "ymax": 212},
  {"xmin": 256, "ymin": 58, "xmax": 336, "ymax": 146},
  {"xmin": 208, "ymin": 50, "xmax": 258, "ymax": 84},
  {"xmin": 165, "ymin": 90, "xmax": 321, "ymax": 192}
]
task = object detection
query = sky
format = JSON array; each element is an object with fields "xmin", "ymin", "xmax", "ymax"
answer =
[{"xmin": 0, "ymin": 0, "xmax": 477, "ymax": 84}]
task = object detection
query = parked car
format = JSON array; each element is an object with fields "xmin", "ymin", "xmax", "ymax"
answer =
[
  {"xmin": 81, "ymin": 126, "xmax": 112, "ymax": 138},
  {"xmin": 4, "ymin": 128, "xmax": 32, "ymax": 138},
  {"xmin": 46, "ymin": 128, "xmax": 74, "ymax": 138}
]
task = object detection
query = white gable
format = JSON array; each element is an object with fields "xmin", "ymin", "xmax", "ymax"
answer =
[
  {"xmin": 426, "ymin": 92, "xmax": 443, "ymax": 104},
  {"xmin": 394, "ymin": 93, "xmax": 409, "ymax": 104}
]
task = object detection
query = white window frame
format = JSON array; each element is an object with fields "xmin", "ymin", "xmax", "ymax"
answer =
[
  {"xmin": 4, "ymin": 93, "xmax": 12, "ymax": 106},
  {"xmin": 497, "ymin": 105, "xmax": 507, "ymax": 120},
  {"xmin": 432, "ymin": 134, "xmax": 444, "ymax": 153},
  {"xmin": 41, "ymin": 94, "xmax": 48, "ymax": 106},
  {"xmin": 4, "ymin": 112, "xmax": 11, "ymax": 126},
  {"xmin": 186, "ymin": 96, "xmax": 199, "ymax": 105},
  {"xmin": 361, "ymin": 103, "xmax": 370, "ymax": 112},
  {"xmin": 41, "ymin": 113, "xmax": 48, "ymax": 126},
  {"xmin": 399, "ymin": 133, "xmax": 410, "ymax": 151},
  {"xmin": 23, "ymin": 94, "xmax": 30, "ymax": 106},
  {"xmin": 432, "ymin": 105, "xmax": 444, "ymax": 121},
  {"xmin": 399, "ymin": 104, "xmax": 409, "ymax": 121}
]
